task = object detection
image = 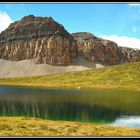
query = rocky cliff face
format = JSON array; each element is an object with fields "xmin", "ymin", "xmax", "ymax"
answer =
[
  {"xmin": 0, "ymin": 15, "xmax": 78, "ymax": 66},
  {"xmin": 0, "ymin": 15, "xmax": 140, "ymax": 67},
  {"xmin": 72, "ymin": 32, "xmax": 140, "ymax": 65}
]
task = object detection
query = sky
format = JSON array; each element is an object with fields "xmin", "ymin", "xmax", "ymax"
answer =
[{"xmin": 0, "ymin": 3, "xmax": 140, "ymax": 49}]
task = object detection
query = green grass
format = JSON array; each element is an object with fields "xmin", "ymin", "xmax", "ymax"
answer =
[
  {"xmin": 0, "ymin": 62, "xmax": 140, "ymax": 90},
  {"xmin": 0, "ymin": 117, "xmax": 139, "ymax": 136}
]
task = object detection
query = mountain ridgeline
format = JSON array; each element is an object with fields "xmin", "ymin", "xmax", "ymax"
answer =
[{"xmin": 0, "ymin": 15, "xmax": 140, "ymax": 66}]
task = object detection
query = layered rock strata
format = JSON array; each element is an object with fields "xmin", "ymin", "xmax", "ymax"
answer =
[
  {"xmin": 72, "ymin": 32, "xmax": 140, "ymax": 65},
  {"xmin": 0, "ymin": 15, "xmax": 140, "ymax": 67},
  {"xmin": 0, "ymin": 15, "xmax": 78, "ymax": 66}
]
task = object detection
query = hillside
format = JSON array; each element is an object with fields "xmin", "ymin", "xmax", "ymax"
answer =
[
  {"xmin": 0, "ymin": 57, "xmax": 103, "ymax": 78},
  {"xmin": 0, "ymin": 61, "xmax": 139, "ymax": 90}
]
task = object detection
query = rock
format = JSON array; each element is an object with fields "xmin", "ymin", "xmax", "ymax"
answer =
[
  {"xmin": 0, "ymin": 15, "xmax": 139, "ymax": 67},
  {"xmin": 72, "ymin": 32, "xmax": 140, "ymax": 66},
  {"xmin": 0, "ymin": 15, "xmax": 78, "ymax": 66}
]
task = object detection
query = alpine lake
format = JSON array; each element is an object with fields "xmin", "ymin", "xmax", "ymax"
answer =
[{"xmin": 0, "ymin": 85, "xmax": 140, "ymax": 128}]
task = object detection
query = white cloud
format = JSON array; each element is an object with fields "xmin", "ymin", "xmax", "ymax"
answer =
[
  {"xmin": 100, "ymin": 35, "xmax": 140, "ymax": 50},
  {"xmin": 0, "ymin": 12, "xmax": 13, "ymax": 33},
  {"xmin": 128, "ymin": 4, "xmax": 140, "ymax": 7}
]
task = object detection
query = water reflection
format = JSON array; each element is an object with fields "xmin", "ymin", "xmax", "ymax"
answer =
[
  {"xmin": 108, "ymin": 116, "xmax": 140, "ymax": 128},
  {"xmin": 0, "ymin": 86, "xmax": 140, "ymax": 128},
  {"xmin": 0, "ymin": 100, "xmax": 120, "ymax": 123}
]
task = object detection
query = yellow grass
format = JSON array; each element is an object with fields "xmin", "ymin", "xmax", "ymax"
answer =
[{"xmin": 0, "ymin": 117, "xmax": 139, "ymax": 136}]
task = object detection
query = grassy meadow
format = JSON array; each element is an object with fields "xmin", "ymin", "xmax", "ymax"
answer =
[
  {"xmin": 0, "ymin": 117, "xmax": 139, "ymax": 136},
  {"xmin": 0, "ymin": 62, "xmax": 139, "ymax": 91}
]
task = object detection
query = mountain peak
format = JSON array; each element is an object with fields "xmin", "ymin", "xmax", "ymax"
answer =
[
  {"xmin": 21, "ymin": 15, "xmax": 54, "ymax": 22},
  {"xmin": 21, "ymin": 15, "xmax": 35, "ymax": 20},
  {"xmin": 0, "ymin": 15, "xmax": 78, "ymax": 65}
]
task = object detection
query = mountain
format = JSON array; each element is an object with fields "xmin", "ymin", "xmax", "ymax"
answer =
[
  {"xmin": 0, "ymin": 15, "xmax": 140, "ymax": 67},
  {"xmin": 0, "ymin": 15, "xmax": 78, "ymax": 65},
  {"xmin": 72, "ymin": 32, "xmax": 140, "ymax": 65}
]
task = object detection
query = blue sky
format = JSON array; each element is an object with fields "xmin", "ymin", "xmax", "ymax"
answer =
[{"xmin": 0, "ymin": 3, "xmax": 140, "ymax": 49}]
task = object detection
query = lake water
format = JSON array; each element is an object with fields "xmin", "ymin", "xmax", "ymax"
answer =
[{"xmin": 0, "ymin": 85, "xmax": 140, "ymax": 128}]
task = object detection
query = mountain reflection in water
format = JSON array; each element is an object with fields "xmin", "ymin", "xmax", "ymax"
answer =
[{"xmin": 0, "ymin": 86, "xmax": 140, "ymax": 128}]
